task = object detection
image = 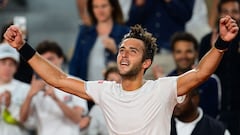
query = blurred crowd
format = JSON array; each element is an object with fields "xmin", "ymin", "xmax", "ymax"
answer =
[{"xmin": 0, "ymin": 0, "xmax": 239, "ymax": 135}]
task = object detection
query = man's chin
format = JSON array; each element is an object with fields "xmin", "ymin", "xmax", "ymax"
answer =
[{"xmin": 178, "ymin": 66, "xmax": 192, "ymax": 72}]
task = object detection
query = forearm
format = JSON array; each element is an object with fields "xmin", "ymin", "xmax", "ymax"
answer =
[
  {"xmin": 20, "ymin": 94, "xmax": 33, "ymax": 123},
  {"xmin": 178, "ymin": 15, "xmax": 239, "ymax": 96},
  {"xmin": 178, "ymin": 47, "xmax": 224, "ymax": 96},
  {"xmin": 196, "ymin": 47, "xmax": 224, "ymax": 80},
  {"xmin": 28, "ymin": 53, "xmax": 67, "ymax": 87},
  {"xmin": 76, "ymin": 0, "xmax": 91, "ymax": 25},
  {"xmin": 208, "ymin": 0, "xmax": 219, "ymax": 29},
  {"xmin": 54, "ymin": 98, "xmax": 82, "ymax": 124}
]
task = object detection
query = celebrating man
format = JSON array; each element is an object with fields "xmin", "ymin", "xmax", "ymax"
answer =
[{"xmin": 3, "ymin": 15, "xmax": 239, "ymax": 135}]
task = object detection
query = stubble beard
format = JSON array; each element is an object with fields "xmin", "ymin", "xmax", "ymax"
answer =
[{"xmin": 119, "ymin": 65, "xmax": 142, "ymax": 80}]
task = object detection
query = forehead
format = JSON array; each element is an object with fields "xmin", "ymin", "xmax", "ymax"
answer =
[
  {"xmin": 93, "ymin": 0, "xmax": 110, "ymax": 5},
  {"xmin": 174, "ymin": 40, "xmax": 195, "ymax": 50},
  {"xmin": 0, "ymin": 58, "xmax": 16, "ymax": 62},
  {"xmin": 0, "ymin": 58, "xmax": 17, "ymax": 64},
  {"xmin": 41, "ymin": 51, "xmax": 59, "ymax": 58},
  {"xmin": 221, "ymin": 1, "xmax": 240, "ymax": 9},
  {"xmin": 120, "ymin": 38, "xmax": 145, "ymax": 49}
]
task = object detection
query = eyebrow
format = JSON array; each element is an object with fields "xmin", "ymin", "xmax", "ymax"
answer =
[
  {"xmin": 119, "ymin": 45, "xmax": 140, "ymax": 52},
  {"xmin": 129, "ymin": 47, "xmax": 140, "ymax": 52}
]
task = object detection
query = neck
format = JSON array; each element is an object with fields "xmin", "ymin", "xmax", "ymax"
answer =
[
  {"xmin": 177, "ymin": 108, "xmax": 199, "ymax": 123},
  {"xmin": 176, "ymin": 67, "xmax": 192, "ymax": 75},
  {"xmin": 1, "ymin": 40, "xmax": 7, "ymax": 44},
  {"xmin": 97, "ymin": 19, "xmax": 113, "ymax": 35},
  {"xmin": 0, "ymin": 79, "xmax": 12, "ymax": 85},
  {"xmin": 121, "ymin": 73, "xmax": 145, "ymax": 91}
]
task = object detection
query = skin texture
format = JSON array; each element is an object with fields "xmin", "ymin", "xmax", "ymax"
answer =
[
  {"xmin": 20, "ymin": 51, "xmax": 83, "ymax": 124},
  {"xmin": 3, "ymin": 16, "xmax": 239, "ymax": 99},
  {"xmin": 0, "ymin": 58, "xmax": 17, "ymax": 84},
  {"xmin": 173, "ymin": 91, "xmax": 200, "ymax": 122},
  {"xmin": 172, "ymin": 41, "xmax": 197, "ymax": 74}
]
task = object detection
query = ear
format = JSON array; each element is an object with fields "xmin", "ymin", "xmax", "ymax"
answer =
[{"xmin": 142, "ymin": 59, "xmax": 152, "ymax": 69}]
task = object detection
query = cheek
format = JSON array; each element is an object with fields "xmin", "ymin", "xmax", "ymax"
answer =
[
  {"xmin": 233, "ymin": 14, "xmax": 240, "ymax": 20},
  {"xmin": 9, "ymin": 66, "xmax": 17, "ymax": 74},
  {"xmin": 116, "ymin": 55, "xmax": 120, "ymax": 63},
  {"xmin": 173, "ymin": 53, "xmax": 182, "ymax": 60},
  {"xmin": 186, "ymin": 53, "xmax": 196, "ymax": 60},
  {"xmin": 105, "ymin": 7, "xmax": 112, "ymax": 15},
  {"xmin": 93, "ymin": 8, "xmax": 99, "ymax": 15}
]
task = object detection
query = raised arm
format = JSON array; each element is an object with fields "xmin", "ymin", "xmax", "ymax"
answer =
[
  {"xmin": 177, "ymin": 15, "xmax": 239, "ymax": 96},
  {"xmin": 4, "ymin": 26, "xmax": 92, "ymax": 101}
]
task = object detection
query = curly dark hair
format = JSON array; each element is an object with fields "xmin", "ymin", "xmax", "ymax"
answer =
[{"xmin": 122, "ymin": 24, "xmax": 158, "ymax": 63}]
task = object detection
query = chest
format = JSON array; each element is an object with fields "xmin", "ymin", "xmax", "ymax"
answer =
[{"xmin": 100, "ymin": 87, "xmax": 173, "ymax": 133}]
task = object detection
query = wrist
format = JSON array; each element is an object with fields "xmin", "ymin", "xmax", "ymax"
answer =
[
  {"xmin": 17, "ymin": 40, "xmax": 26, "ymax": 50},
  {"xmin": 26, "ymin": 93, "xmax": 34, "ymax": 100},
  {"xmin": 214, "ymin": 37, "xmax": 231, "ymax": 50},
  {"xmin": 18, "ymin": 42, "xmax": 36, "ymax": 61},
  {"xmin": 53, "ymin": 96, "xmax": 59, "ymax": 102}
]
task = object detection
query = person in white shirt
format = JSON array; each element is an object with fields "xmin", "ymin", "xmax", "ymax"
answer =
[
  {"xmin": 81, "ymin": 65, "xmax": 121, "ymax": 135},
  {"xmin": 0, "ymin": 44, "xmax": 30, "ymax": 135},
  {"xmin": 19, "ymin": 40, "xmax": 88, "ymax": 135},
  {"xmin": 3, "ymin": 15, "xmax": 239, "ymax": 135},
  {"xmin": 171, "ymin": 89, "xmax": 230, "ymax": 135}
]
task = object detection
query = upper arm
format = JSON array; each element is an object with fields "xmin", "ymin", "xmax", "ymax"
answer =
[
  {"xmin": 177, "ymin": 69, "xmax": 205, "ymax": 96},
  {"xmin": 56, "ymin": 77, "xmax": 92, "ymax": 101}
]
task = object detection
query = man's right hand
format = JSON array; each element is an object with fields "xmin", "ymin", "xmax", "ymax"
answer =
[{"xmin": 3, "ymin": 25, "xmax": 25, "ymax": 50}]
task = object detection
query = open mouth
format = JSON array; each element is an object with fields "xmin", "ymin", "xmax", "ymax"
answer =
[{"xmin": 120, "ymin": 60, "xmax": 129, "ymax": 66}]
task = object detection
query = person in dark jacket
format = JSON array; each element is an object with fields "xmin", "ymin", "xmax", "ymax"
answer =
[
  {"xmin": 69, "ymin": 0, "xmax": 129, "ymax": 81},
  {"xmin": 167, "ymin": 32, "xmax": 221, "ymax": 118},
  {"xmin": 171, "ymin": 89, "xmax": 230, "ymax": 135},
  {"xmin": 127, "ymin": 0, "xmax": 194, "ymax": 50},
  {"xmin": 199, "ymin": 1, "xmax": 240, "ymax": 134},
  {"xmin": 69, "ymin": 0, "xmax": 129, "ymax": 110}
]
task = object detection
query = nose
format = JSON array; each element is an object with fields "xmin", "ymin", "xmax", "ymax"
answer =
[{"xmin": 120, "ymin": 50, "xmax": 129, "ymax": 58}]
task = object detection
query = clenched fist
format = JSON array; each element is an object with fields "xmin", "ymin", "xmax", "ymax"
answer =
[
  {"xmin": 4, "ymin": 25, "xmax": 25, "ymax": 50},
  {"xmin": 219, "ymin": 15, "xmax": 239, "ymax": 42}
]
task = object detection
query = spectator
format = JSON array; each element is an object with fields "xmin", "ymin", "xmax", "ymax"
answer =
[
  {"xmin": 71, "ymin": 0, "xmax": 128, "ymax": 110},
  {"xmin": 20, "ymin": 40, "xmax": 88, "ymax": 135},
  {"xmin": 70, "ymin": 0, "xmax": 128, "ymax": 81},
  {"xmin": 171, "ymin": 89, "xmax": 230, "ymax": 135},
  {"xmin": 199, "ymin": 0, "xmax": 240, "ymax": 134},
  {"xmin": 4, "ymin": 15, "xmax": 238, "ymax": 135},
  {"xmin": 76, "ymin": 0, "xmax": 132, "ymax": 24},
  {"xmin": 88, "ymin": 65, "xmax": 120, "ymax": 135},
  {"xmin": 166, "ymin": 32, "xmax": 221, "ymax": 118},
  {"xmin": 0, "ymin": 44, "xmax": 30, "ymax": 135},
  {"xmin": 185, "ymin": 0, "xmax": 219, "ymax": 42},
  {"xmin": 1, "ymin": 21, "xmax": 33, "ymax": 84},
  {"xmin": 126, "ymin": 0, "xmax": 194, "ymax": 79},
  {"xmin": 79, "ymin": 65, "xmax": 121, "ymax": 135},
  {"xmin": 0, "ymin": 0, "xmax": 8, "ymax": 8},
  {"xmin": 127, "ymin": 0, "xmax": 194, "ymax": 50}
]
